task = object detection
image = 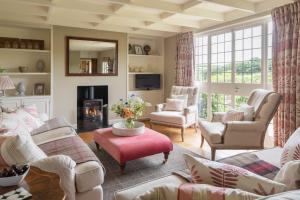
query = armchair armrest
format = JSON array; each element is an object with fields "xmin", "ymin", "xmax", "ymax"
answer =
[
  {"xmin": 225, "ymin": 121, "xmax": 264, "ymax": 132},
  {"xmin": 212, "ymin": 112, "xmax": 226, "ymax": 122},
  {"xmin": 223, "ymin": 121, "xmax": 265, "ymax": 146},
  {"xmin": 183, "ymin": 105, "xmax": 198, "ymax": 116},
  {"xmin": 155, "ymin": 103, "xmax": 166, "ymax": 112}
]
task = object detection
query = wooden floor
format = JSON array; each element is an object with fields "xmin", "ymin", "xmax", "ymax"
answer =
[{"xmin": 79, "ymin": 121, "xmax": 271, "ymax": 160}]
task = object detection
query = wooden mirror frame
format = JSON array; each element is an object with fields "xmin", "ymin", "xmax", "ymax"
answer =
[{"xmin": 65, "ymin": 36, "xmax": 118, "ymax": 76}]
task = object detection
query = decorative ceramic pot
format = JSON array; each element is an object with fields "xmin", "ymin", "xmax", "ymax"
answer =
[
  {"xmin": 112, "ymin": 121, "xmax": 145, "ymax": 137},
  {"xmin": 16, "ymin": 81, "xmax": 26, "ymax": 96},
  {"xmin": 36, "ymin": 60, "xmax": 45, "ymax": 72},
  {"xmin": 143, "ymin": 45, "xmax": 151, "ymax": 55}
]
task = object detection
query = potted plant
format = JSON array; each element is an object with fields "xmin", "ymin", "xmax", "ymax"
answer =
[{"xmin": 111, "ymin": 95, "xmax": 147, "ymax": 136}]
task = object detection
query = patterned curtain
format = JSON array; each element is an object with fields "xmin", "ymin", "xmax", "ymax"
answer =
[
  {"xmin": 272, "ymin": 2, "xmax": 300, "ymax": 146},
  {"xmin": 176, "ymin": 32, "xmax": 195, "ymax": 86}
]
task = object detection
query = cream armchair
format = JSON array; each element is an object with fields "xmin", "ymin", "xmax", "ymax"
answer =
[
  {"xmin": 199, "ymin": 89, "xmax": 282, "ymax": 160},
  {"xmin": 149, "ymin": 86, "xmax": 199, "ymax": 142}
]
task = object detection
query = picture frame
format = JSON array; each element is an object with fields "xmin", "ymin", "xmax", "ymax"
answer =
[
  {"xmin": 134, "ymin": 45, "xmax": 143, "ymax": 55},
  {"xmin": 33, "ymin": 83, "xmax": 45, "ymax": 95}
]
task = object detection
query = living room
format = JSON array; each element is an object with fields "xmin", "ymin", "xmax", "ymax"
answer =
[{"xmin": 0, "ymin": 0, "xmax": 299, "ymax": 199}]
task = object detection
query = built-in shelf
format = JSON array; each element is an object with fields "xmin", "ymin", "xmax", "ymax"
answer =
[
  {"xmin": 0, "ymin": 48, "xmax": 51, "ymax": 53},
  {"xmin": 129, "ymin": 89, "xmax": 162, "ymax": 93},
  {"xmin": 128, "ymin": 72, "xmax": 160, "ymax": 74},
  {"xmin": 0, "ymin": 72, "xmax": 50, "ymax": 76},
  {"xmin": 129, "ymin": 54, "xmax": 162, "ymax": 58}
]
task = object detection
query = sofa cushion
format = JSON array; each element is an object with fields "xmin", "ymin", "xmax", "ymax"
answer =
[
  {"xmin": 184, "ymin": 154, "xmax": 287, "ymax": 195},
  {"xmin": 199, "ymin": 121, "xmax": 224, "ymax": 144},
  {"xmin": 135, "ymin": 183, "xmax": 261, "ymax": 200},
  {"xmin": 1, "ymin": 108, "xmax": 44, "ymax": 136},
  {"xmin": 114, "ymin": 175, "xmax": 187, "ymax": 200},
  {"xmin": 150, "ymin": 111, "xmax": 185, "ymax": 125},
  {"xmin": 239, "ymin": 104, "xmax": 255, "ymax": 121},
  {"xmin": 164, "ymin": 98, "xmax": 185, "ymax": 111},
  {"xmin": 256, "ymin": 190, "xmax": 300, "ymax": 200},
  {"xmin": 274, "ymin": 160, "xmax": 300, "ymax": 190},
  {"xmin": 75, "ymin": 161, "xmax": 104, "ymax": 193},
  {"xmin": 1, "ymin": 134, "xmax": 47, "ymax": 165},
  {"xmin": 222, "ymin": 110, "xmax": 244, "ymax": 123},
  {"xmin": 280, "ymin": 127, "xmax": 300, "ymax": 167},
  {"xmin": 170, "ymin": 94, "xmax": 188, "ymax": 108}
]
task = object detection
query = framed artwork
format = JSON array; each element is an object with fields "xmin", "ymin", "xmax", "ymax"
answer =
[
  {"xmin": 134, "ymin": 45, "xmax": 143, "ymax": 55},
  {"xmin": 33, "ymin": 83, "xmax": 45, "ymax": 95}
]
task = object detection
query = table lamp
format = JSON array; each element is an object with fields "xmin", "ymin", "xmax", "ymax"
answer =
[{"xmin": 0, "ymin": 76, "xmax": 15, "ymax": 97}]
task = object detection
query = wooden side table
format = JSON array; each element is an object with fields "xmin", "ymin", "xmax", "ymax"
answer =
[{"xmin": 0, "ymin": 166, "xmax": 65, "ymax": 200}]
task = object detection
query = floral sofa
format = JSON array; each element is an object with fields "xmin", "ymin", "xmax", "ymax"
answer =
[
  {"xmin": 0, "ymin": 105, "xmax": 105, "ymax": 200},
  {"xmin": 115, "ymin": 128, "xmax": 300, "ymax": 200}
]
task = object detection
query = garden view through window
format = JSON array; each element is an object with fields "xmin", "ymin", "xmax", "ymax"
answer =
[{"xmin": 195, "ymin": 21, "xmax": 273, "ymax": 119}]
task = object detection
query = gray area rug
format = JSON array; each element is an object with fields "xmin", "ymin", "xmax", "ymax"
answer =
[{"xmin": 88, "ymin": 142, "xmax": 197, "ymax": 200}]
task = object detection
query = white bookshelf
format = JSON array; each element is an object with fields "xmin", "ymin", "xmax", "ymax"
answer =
[
  {"xmin": 127, "ymin": 34, "xmax": 164, "ymax": 118},
  {"xmin": 0, "ymin": 25, "xmax": 52, "ymax": 97}
]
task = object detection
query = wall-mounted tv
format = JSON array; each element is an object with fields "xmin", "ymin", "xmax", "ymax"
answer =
[{"xmin": 135, "ymin": 74, "xmax": 161, "ymax": 90}]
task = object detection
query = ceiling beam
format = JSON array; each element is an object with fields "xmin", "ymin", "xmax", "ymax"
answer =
[
  {"xmin": 204, "ymin": 0, "xmax": 256, "ymax": 13},
  {"xmin": 106, "ymin": 0, "xmax": 224, "ymax": 21},
  {"xmin": 10, "ymin": 0, "xmax": 202, "ymax": 29},
  {"xmin": 181, "ymin": 0, "xmax": 202, "ymax": 11}
]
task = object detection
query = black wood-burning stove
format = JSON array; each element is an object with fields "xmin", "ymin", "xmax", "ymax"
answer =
[{"xmin": 77, "ymin": 86, "xmax": 108, "ymax": 132}]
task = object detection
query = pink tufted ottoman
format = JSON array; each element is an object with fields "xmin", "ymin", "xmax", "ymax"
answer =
[{"xmin": 93, "ymin": 127, "xmax": 173, "ymax": 173}]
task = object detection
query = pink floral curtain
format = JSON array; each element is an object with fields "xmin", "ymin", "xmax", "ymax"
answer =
[
  {"xmin": 176, "ymin": 32, "xmax": 195, "ymax": 86},
  {"xmin": 272, "ymin": 2, "xmax": 300, "ymax": 146}
]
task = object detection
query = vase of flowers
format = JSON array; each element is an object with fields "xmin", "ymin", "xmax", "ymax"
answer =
[{"xmin": 111, "ymin": 95, "xmax": 147, "ymax": 136}]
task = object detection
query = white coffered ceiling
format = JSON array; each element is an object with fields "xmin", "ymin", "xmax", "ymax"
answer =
[{"xmin": 0, "ymin": 0, "xmax": 294, "ymax": 37}]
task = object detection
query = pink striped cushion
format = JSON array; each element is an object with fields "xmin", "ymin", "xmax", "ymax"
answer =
[{"xmin": 222, "ymin": 110, "xmax": 244, "ymax": 123}]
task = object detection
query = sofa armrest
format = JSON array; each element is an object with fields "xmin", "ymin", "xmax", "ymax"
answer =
[
  {"xmin": 31, "ymin": 155, "xmax": 76, "ymax": 200},
  {"xmin": 75, "ymin": 161, "xmax": 104, "ymax": 193},
  {"xmin": 155, "ymin": 103, "xmax": 166, "ymax": 112},
  {"xmin": 183, "ymin": 105, "xmax": 198, "ymax": 116},
  {"xmin": 212, "ymin": 112, "xmax": 226, "ymax": 122}
]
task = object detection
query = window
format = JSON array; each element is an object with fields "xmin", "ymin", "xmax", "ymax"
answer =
[
  {"xmin": 211, "ymin": 32, "xmax": 232, "ymax": 83},
  {"xmin": 235, "ymin": 96, "xmax": 248, "ymax": 108},
  {"xmin": 211, "ymin": 93, "xmax": 232, "ymax": 112},
  {"xmin": 194, "ymin": 36, "xmax": 208, "ymax": 82},
  {"xmin": 194, "ymin": 20, "xmax": 272, "ymax": 119},
  {"xmin": 235, "ymin": 26, "xmax": 262, "ymax": 84},
  {"xmin": 198, "ymin": 93, "xmax": 208, "ymax": 118}
]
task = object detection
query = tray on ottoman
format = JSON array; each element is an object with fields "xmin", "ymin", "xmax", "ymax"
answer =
[{"xmin": 94, "ymin": 127, "xmax": 173, "ymax": 173}]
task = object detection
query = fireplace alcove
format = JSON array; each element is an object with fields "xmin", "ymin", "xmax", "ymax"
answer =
[{"xmin": 77, "ymin": 85, "xmax": 108, "ymax": 132}]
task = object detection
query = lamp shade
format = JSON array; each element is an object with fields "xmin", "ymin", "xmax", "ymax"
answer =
[{"xmin": 0, "ymin": 76, "xmax": 15, "ymax": 90}]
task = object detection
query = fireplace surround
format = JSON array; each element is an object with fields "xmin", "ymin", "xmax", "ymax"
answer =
[{"xmin": 77, "ymin": 85, "xmax": 108, "ymax": 132}]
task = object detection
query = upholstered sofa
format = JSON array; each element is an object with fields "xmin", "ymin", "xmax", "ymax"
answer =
[
  {"xmin": 31, "ymin": 118, "xmax": 105, "ymax": 200},
  {"xmin": 0, "ymin": 106, "xmax": 105, "ymax": 200}
]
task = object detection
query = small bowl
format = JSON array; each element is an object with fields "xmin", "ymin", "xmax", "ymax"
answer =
[
  {"xmin": 0, "ymin": 166, "xmax": 30, "ymax": 187},
  {"xmin": 18, "ymin": 66, "xmax": 29, "ymax": 73}
]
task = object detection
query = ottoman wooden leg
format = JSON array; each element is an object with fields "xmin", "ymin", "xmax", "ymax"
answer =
[
  {"xmin": 120, "ymin": 163, "xmax": 126, "ymax": 174},
  {"xmin": 163, "ymin": 152, "xmax": 170, "ymax": 164},
  {"xmin": 95, "ymin": 142, "xmax": 100, "ymax": 150}
]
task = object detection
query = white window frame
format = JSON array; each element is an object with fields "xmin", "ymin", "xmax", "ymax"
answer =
[{"xmin": 195, "ymin": 18, "xmax": 273, "ymax": 120}]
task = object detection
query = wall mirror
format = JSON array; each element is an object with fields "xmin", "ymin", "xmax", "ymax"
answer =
[{"xmin": 66, "ymin": 36, "xmax": 118, "ymax": 76}]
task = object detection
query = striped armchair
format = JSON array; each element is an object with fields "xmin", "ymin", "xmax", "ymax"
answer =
[{"xmin": 149, "ymin": 86, "xmax": 199, "ymax": 142}]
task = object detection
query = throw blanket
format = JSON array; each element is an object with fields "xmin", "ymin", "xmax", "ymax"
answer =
[
  {"xmin": 31, "ymin": 117, "xmax": 76, "ymax": 145},
  {"xmin": 134, "ymin": 184, "xmax": 261, "ymax": 200},
  {"xmin": 219, "ymin": 153, "xmax": 280, "ymax": 180},
  {"xmin": 39, "ymin": 136, "xmax": 100, "ymax": 165}
]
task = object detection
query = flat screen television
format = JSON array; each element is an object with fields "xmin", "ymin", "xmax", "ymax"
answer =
[{"xmin": 135, "ymin": 74, "xmax": 161, "ymax": 90}]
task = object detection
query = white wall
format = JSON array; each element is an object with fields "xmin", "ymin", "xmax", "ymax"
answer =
[
  {"xmin": 164, "ymin": 35, "xmax": 176, "ymax": 99},
  {"xmin": 52, "ymin": 25, "xmax": 127, "ymax": 124}
]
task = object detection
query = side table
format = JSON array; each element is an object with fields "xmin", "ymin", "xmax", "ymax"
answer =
[{"xmin": 0, "ymin": 166, "xmax": 65, "ymax": 200}]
